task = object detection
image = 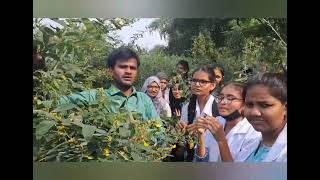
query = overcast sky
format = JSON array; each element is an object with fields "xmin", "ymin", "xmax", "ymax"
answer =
[
  {"xmin": 39, "ymin": 18, "xmax": 168, "ymax": 50},
  {"xmin": 113, "ymin": 18, "xmax": 167, "ymax": 50}
]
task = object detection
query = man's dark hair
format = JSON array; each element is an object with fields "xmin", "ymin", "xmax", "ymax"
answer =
[{"xmin": 107, "ymin": 47, "xmax": 140, "ymax": 68}]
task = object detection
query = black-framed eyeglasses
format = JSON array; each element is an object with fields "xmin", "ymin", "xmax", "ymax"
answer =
[
  {"xmin": 190, "ymin": 79, "xmax": 212, "ymax": 86},
  {"xmin": 215, "ymin": 96, "xmax": 243, "ymax": 104}
]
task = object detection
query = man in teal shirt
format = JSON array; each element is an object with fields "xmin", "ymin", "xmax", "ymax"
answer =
[{"xmin": 59, "ymin": 47, "xmax": 160, "ymax": 121}]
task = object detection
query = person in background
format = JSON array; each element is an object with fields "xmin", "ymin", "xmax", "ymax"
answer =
[
  {"xmin": 176, "ymin": 60, "xmax": 190, "ymax": 81},
  {"xmin": 210, "ymin": 64, "xmax": 225, "ymax": 97},
  {"xmin": 156, "ymin": 72, "xmax": 170, "ymax": 104},
  {"xmin": 212, "ymin": 64, "xmax": 224, "ymax": 88},
  {"xmin": 141, "ymin": 76, "xmax": 172, "ymax": 118},
  {"xmin": 169, "ymin": 83, "xmax": 186, "ymax": 118}
]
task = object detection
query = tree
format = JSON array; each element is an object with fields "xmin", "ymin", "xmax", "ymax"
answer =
[{"xmin": 150, "ymin": 18, "xmax": 287, "ymax": 81}]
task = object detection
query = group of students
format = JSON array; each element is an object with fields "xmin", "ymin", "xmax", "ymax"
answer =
[
  {"xmin": 140, "ymin": 60, "xmax": 189, "ymax": 119},
  {"xmin": 60, "ymin": 47, "xmax": 287, "ymax": 163},
  {"xmin": 187, "ymin": 70, "xmax": 286, "ymax": 162}
]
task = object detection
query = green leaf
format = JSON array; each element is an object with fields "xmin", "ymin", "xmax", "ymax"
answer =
[
  {"xmin": 135, "ymin": 144, "xmax": 151, "ymax": 151},
  {"xmin": 61, "ymin": 118, "xmax": 71, "ymax": 126},
  {"xmin": 65, "ymin": 32, "xmax": 79, "ymax": 36},
  {"xmin": 130, "ymin": 128, "xmax": 135, "ymax": 137},
  {"xmin": 119, "ymin": 127, "xmax": 130, "ymax": 137},
  {"xmin": 95, "ymin": 114, "xmax": 105, "ymax": 120},
  {"xmin": 117, "ymin": 139, "xmax": 129, "ymax": 146},
  {"xmin": 43, "ymin": 27, "xmax": 55, "ymax": 36},
  {"xmin": 47, "ymin": 52, "xmax": 59, "ymax": 61},
  {"xmin": 72, "ymin": 121, "xmax": 84, "ymax": 128},
  {"xmin": 131, "ymin": 152, "xmax": 143, "ymax": 161},
  {"xmin": 71, "ymin": 114, "xmax": 83, "ymax": 124},
  {"xmin": 35, "ymin": 121, "xmax": 56, "ymax": 140},
  {"xmin": 42, "ymin": 100, "xmax": 53, "ymax": 108},
  {"xmin": 151, "ymin": 137, "xmax": 158, "ymax": 144},
  {"xmin": 43, "ymin": 33, "xmax": 49, "ymax": 46},
  {"xmin": 44, "ymin": 133, "xmax": 56, "ymax": 142},
  {"xmin": 95, "ymin": 128, "xmax": 107, "ymax": 134},
  {"xmin": 82, "ymin": 125, "xmax": 97, "ymax": 141},
  {"xmin": 53, "ymin": 103, "xmax": 77, "ymax": 112}
]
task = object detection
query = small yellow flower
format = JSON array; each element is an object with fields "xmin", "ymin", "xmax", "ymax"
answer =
[
  {"xmin": 84, "ymin": 155, "xmax": 93, "ymax": 160},
  {"xmin": 58, "ymin": 132, "xmax": 64, "ymax": 136},
  {"xmin": 155, "ymin": 122, "xmax": 161, "ymax": 128},
  {"xmin": 107, "ymin": 135, "xmax": 112, "ymax": 142},
  {"xmin": 36, "ymin": 100, "xmax": 42, "ymax": 105},
  {"xmin": 68, "ymin": 137, "xmax": 76, "ymax": 144},
  {"xmin": 114, "ymin": 120, "xmax": 120, "ymax": 128},
  {"xmin": 103, "ymin": 147, "xmax": 110, "ymax": 157},
  {"xmin": 189, "ymin": 142, "xmax": 194, "ymax": 149},
  {"xmin": 51, "ymin": 112, "xmax": 62, "ymax": 121},
  {"xmin": 143, "ymin": 141, "xmax": 150, "ymax": 147},
  {"xmin": 57, "ymin": 125, "xmax": 65, "ymax": 131},
  {"xmin": 61, "ymin": 75, "xmax": 67, "ymax": 81},
  {"xmin": 98, "ymin": 87, "xmax": 104, "ymax": 93},
  {"xmin": 170, "ymin": 144, "xmax": 176, "ymax": 149}
]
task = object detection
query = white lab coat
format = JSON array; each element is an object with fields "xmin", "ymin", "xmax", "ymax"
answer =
[
  {"xmin": 226, "ymin": 118, "xmax": 262, "ymax": 161},
  {"xmin": 180, "ymin": 95, "xmax": 262, "ymax": 162},
  {"xmin": 194, "ymin": 117, "xmax": 261, "ymax": 162},
  {"xmin": 180, "ymin": 95, "xmax": 219, "ymax": 124},
  {"xmin": 235, "ymin": 123, "xmax": 287, "ymax": 162}
]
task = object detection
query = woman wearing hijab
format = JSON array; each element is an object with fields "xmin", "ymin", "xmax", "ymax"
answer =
[{"xmin": 141, "ymin": 76, "xmax": 172, "ymax": 118}]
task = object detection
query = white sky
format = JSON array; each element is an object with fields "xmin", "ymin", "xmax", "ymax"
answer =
[{"xmin": 39, "ymin": 18, "xmax": 168, "ymax": 51}]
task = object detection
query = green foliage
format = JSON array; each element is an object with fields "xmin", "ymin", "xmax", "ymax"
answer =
[
  {"xmin": 34, "ymin": 18, "xmax": 287, "ymax": 162},
  {"xmin": 33, "ymin": 18, "xmax": 191, "ymax": 162},
  {"xmin": 150, "ymin": 18, "xmax": 287, "ymax": 83},
  {"xmin": 135, "ymin": 53, "xmax": 193, "ymax": 89},
  {"xmin": 191, "ymin": 31, "xmax": 218, "ymax": 62},
  {"xmin": 33, "ymin": 91, "xmax": 186, "ymax": 162}
]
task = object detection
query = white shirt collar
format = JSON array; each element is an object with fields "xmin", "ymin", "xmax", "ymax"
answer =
[
  {"xmin": 264, "ymin": 123, "xmax": 287, "ymax": 162},
  {"xmin": 195, "ymin": 95, "xmax": 215, "ymax": 118},
  {"xmin": 227, "ymin": 118, "xmax": 252, "ymax": 135}
]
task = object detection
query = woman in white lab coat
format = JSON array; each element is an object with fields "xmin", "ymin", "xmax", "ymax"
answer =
[
  {"xmin": 189, "ymin": 82, "xmax": 261, "ymax": 162},
  {"xmin": 241, "ymin": 72, "xmax": 287, "ymax": 162},
  {"xmin": 191, "ymin": 73, "xmax": 287, "ymax": 162}
]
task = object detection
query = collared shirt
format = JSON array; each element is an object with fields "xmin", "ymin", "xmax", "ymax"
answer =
[
  {"xmin": 59, "ymin": 84, "xmax": 160, "ymax": 121},
  {"xmin": 226, "ymin": 118, "xmax": 262, "ymax": 161},
  {"xmin": 245, "ymin": 144, "xmax": 271, "ymax": 162},
  {"xmin": 194, "ymin": 117, "xmax": 261, "ymax": 162},
  {"xmin": 180, "ymin": 95, "xmax": 220, "ymax": 124}
]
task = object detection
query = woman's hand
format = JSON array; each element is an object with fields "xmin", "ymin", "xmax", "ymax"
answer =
[
  {"xmin": 193, "ymin": 116, "xmax": 227, "ymax": 142},
  {"xmin": 175, "ymin": 108, "xmax": 181, "ymax": 117}
]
